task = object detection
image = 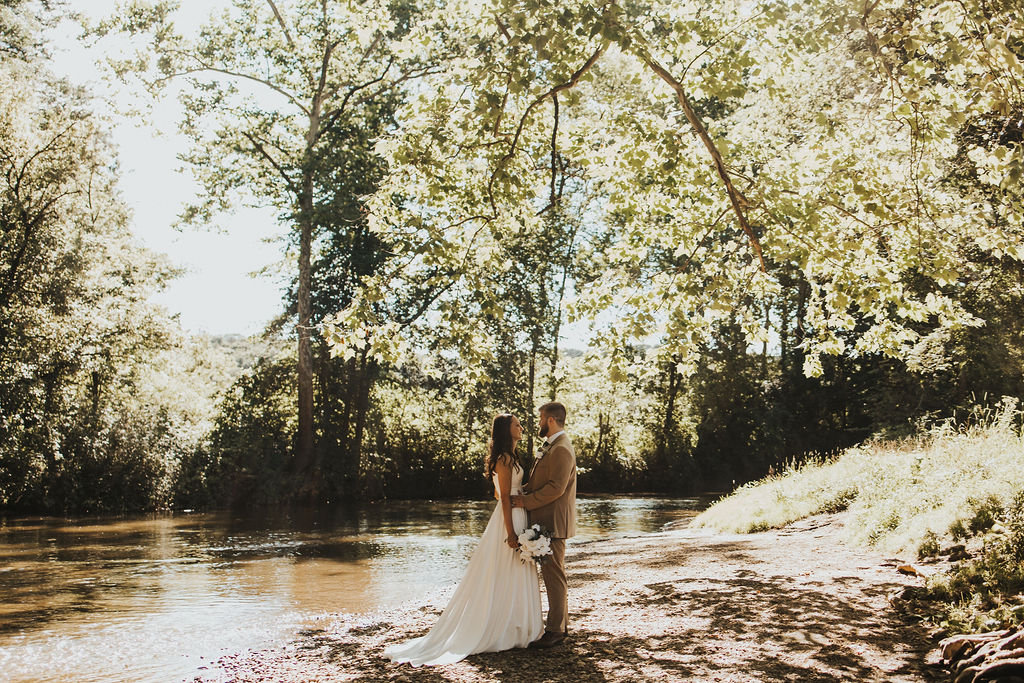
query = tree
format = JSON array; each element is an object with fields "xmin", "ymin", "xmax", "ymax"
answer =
[
  {"xmin": 99, "ymin": 0, "xmax": 438, "ymax": 487},
  {"xmin": 0, "ymin": 0, "xmax": 60, "ymax": 63},
  {"xmin": 0, "ymin": 6, "xmax": 194, "ymax": 511},
  {"xmin": 327, "ymin": 0, "xmax": 1022, "ymax": 393},
  {"xmin": 298, "ymin": 93, "xmax": 394, "ymax": 496}
]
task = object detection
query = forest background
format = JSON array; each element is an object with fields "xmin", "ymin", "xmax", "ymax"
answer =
[{"xmin": 1, "ymin": 0, "xmax": 1021, "ymax": 514}]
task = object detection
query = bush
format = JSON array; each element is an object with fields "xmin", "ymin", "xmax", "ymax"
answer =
[
  {"xmin": 923, "ymin": 488, "xmax": 1024, "ymax": 633},
  {"xmin": 174, "ymin": 356, "xmax": 297, "ymax": 508}
]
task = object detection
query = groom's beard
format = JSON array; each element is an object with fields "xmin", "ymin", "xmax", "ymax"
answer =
[{"xmin": 539, "ymin": 422, "xmax": 548, "ymax": 438}]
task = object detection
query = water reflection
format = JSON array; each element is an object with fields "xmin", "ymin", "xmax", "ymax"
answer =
[{"xmin": 0, "ymin": 495, "xmax": 710, "ymax": 682}]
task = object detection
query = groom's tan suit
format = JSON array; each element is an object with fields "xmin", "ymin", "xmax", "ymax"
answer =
[{"xmin": 522, "ymin": 432, "xmax": 576, "ymax": 634}]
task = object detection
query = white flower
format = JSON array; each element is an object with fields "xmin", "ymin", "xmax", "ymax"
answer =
[{"xmin": 517, "ymin": 525, "xmax": 553, "ymax": 564}]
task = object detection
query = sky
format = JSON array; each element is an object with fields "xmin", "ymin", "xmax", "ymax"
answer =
[{"xmin": 49, "ymin": 2, "xmax": 286, "ymax": 337}]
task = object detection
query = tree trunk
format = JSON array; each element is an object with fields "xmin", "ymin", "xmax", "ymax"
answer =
[
  {"xmin": 761, "ymin": 300, "xmax": 770, "ymax": 378},
  {"xmin": 549, "ymin": 219, "xmax": 577, "ymax": 400},
  {"xmin": 351, "ymin": 347, "xmax": 373, "ymax": 489},
  {"xmin": 295, "ymin": 176, "xmax": 315, "ymax": 477},
  {"xmin": 338, "ymin": 355, "xmax": 355, "ymax": 482},
  {"xmin": 780, "ymin": 291, "xmax": 791, "ymax": 371},
  {"xmin": 316, "ymin": 338, "xmax": 331, "ymax": 436},
  {"xmin": 527, "ymin": 335, "xmax": 538, "ymax": 457},
  {"xmin": 548, "ymin": 322, "xmax": 560, "ymax": 401},
  {"xmin": 661, "ymin": 359, "xmax": 678, "ymax": 458},
  {"xmin": 794, "ymin": 276, "xmax": 810, "ymax": 371},
  {"xmin": 316, "ymin": 338, "xmax": 335, "ymax": 484},
  {"xmin": 295, "ymin": 49, "xmax": 328, "ymax": 486},
  {"xmin": 89, "ymin": 369, "xmax": 101, "ymax": 454}
]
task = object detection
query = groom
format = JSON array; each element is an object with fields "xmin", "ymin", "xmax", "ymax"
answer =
[{"xmin": 511, "ymin": 401, "xmax": 577, "ymax": 649}]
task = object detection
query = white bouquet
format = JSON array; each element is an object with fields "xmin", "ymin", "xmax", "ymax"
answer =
[{"xmin": 517, "ymin": 524, "xmax": 553, "ymax": 565}]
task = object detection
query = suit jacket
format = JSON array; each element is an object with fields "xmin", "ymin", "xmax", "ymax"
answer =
[{"xmin": 523, "ymin": 432, "xmax": 577, "ymax": 539}]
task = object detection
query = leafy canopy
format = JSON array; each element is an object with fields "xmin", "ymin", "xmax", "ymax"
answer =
[{"xmin": 324, "ymin": 0, "xmax": 1024, "ymax": 379}]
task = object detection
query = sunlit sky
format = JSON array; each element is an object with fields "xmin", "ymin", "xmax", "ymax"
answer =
[
  {"xmin": 50, "ymin": 2, "xmax": 594, "ymax": 345},
  {"xmin": 50, "ymin": 1, "xmax": 287, "ymax": 337}
]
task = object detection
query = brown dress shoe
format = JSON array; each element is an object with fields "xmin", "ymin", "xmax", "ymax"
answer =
[{"xmin": 529, "ymin": 630, "xmax": 566, "ymax": 649}]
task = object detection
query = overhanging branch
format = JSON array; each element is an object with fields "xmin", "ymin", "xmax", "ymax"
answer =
[
  {"xmin": 487, "ymin": 41, "xmax": 608, "ymax": 213},
  {"xmin": 642, "ymin": 54, "xmax": 766, "ymax": 272}
]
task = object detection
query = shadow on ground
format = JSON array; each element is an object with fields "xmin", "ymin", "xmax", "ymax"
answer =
[{"xmin": 209, "ymin": 531, "xmax": 941, "ymax": 682}]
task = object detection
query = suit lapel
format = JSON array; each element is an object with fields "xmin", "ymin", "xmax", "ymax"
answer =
[
  {"xmin": 530, "ymin": 433, "xmax": 567, "ymax": 481},
  {"xmin": 529, "ymin": 451, "xmax": 542, "ymax": 481}
]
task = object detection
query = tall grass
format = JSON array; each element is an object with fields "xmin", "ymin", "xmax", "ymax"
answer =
[{"xmin": 693, "ymin": 399, "xmax": 1024, "ymax": 556}]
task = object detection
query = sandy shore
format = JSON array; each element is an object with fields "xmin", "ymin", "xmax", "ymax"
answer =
[{"xmin": 193, "ymin": 514, "xmax": 942, "ymax": 682}]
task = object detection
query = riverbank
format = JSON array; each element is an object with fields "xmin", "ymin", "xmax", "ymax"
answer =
[
  {"xmin": 693, "ymin": 412, "xmax": 1024, "ymax": 636},
  {"xmin": 193, "ymin": 513, "xmax": 939, "ymax": 682}
]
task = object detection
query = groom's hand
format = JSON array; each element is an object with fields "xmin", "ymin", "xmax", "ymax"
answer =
[{"xmin": 509, "ymin": 494, "xmax": 525, "ymax": 508}]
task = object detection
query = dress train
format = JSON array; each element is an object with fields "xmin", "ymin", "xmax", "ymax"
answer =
[{"xmin": 384, "ymin": 471, "xmax": 542, "ymax": 666}]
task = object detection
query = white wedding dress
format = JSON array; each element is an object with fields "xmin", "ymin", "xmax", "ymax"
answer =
[{"xmin": 384, "ymin": 465, "xmax": 543, "ymax": 666}]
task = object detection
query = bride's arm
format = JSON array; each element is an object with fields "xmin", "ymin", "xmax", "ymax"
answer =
[{"xmin": 494, "ymin": 457, "xmax": 519, "ymax": 549}]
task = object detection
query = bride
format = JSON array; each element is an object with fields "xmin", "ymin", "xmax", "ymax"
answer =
[{"xmin": 384, "ymin": 413, "xmax": 543, "ymax": 666}]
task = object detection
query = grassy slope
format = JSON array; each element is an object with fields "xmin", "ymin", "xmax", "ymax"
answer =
[{"xmin": 693, "ymin": 412, "xmax": 1024, "ymax": 557}]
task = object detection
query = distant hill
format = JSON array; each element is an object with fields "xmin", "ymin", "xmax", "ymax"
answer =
[{"xmin": 205, "ymin": 333, "xmax": 288, "ymax": 379}]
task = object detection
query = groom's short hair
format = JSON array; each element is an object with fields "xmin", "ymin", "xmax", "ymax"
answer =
[{"xmin": 539, "ymin": 401, "xmax": 566, "ymax": 426}]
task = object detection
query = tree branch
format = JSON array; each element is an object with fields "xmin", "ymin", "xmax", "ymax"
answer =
[
  {"xmin": 487, "ymin": 42, "xmax": 608, "ymax": 211},
  {"xmin": 355, "ymin": 32, "xmax": 383, "ymax": 69},
  {"xmin": 155, "ymin": 50, "xmax": 310, "ymax": 116},
  {"xmin": 679, "ymin": 6, "xmax": 768, "ymax": 78},
  {"xmin": 550, "ymin": 93, "xmax": 559, "ymax": 206},
  {"xmin": 642, "ymin": 55, "xmax": 766, "ymax": 271},
  {"xmin": 15, "ymin": 121, "xmax": 78, "ymax": 198},
  {"xmin": 320, "ymin": 63, "xmax": 443, "ymax": 139},
  {"xmin": 386, "ymin": 212, "xmax": 495, "ymax": 327},
  {"xmin": 495, "ymin": 16, "xmax": 512, "ymax": 42},
  {"xmin": 674, "ymin": 207, "xmax": 731, "ymax": 276},
  {"xmin": 322, "ymin": 57, "xmax": 393, "ymax": 123},
  {"xmin": 2, "ymin": 190, "xmax": 78, "ymax": 306},
  {"xmin": 492, "ymin": 85, "xmax": 510, "ymax": 137},
  {"xmin": 395, "ymin": 277, "xmax": 457, "ymax": 326},
  {"xmin": 305, "ymin": 38, "xmax": 341, "ymax": 148},
  {"xmin": 266, "ymin": 0, "xmax": 295, "ymax": 48},
  {"xmin": 860, "ymin": 0, "xmax": 901, "ymax": 100},
  {"xmin": 242, "ymin": 131, "xmax": 298, "ymax": 194}
]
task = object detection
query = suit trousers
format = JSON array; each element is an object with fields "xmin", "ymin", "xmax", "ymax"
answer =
[{"xmin": 541, "ymin": 537, "xmax": 567, "ymax": 633}]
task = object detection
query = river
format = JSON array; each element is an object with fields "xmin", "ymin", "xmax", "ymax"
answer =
[{"xmin": 0, "ymin": 495, "xmax": 710, "ymax": 682}]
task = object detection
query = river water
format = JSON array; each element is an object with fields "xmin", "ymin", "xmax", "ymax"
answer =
[{"xmin": 0, "ymin": 495, "xmax": 709, "ymax": 682}]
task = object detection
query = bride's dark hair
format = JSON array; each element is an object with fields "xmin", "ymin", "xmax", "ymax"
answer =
[{"xmin": 485, "ymin": 413, "xmax": 521, "ymax": 479}]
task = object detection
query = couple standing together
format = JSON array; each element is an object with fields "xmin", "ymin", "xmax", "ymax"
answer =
[{"xmin": 385, "ymin": 401, "xmax": 577, "ymax": 666}]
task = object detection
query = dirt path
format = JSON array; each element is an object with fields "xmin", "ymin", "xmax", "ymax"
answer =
[{"xmin": 194, "ymin": 514, "xmax": 942, "ymax": 682}]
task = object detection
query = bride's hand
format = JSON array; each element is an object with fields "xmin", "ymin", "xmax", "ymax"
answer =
[{"xmin": 506, "ymin": 533, "xmax": 520, "ymax": 549}]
